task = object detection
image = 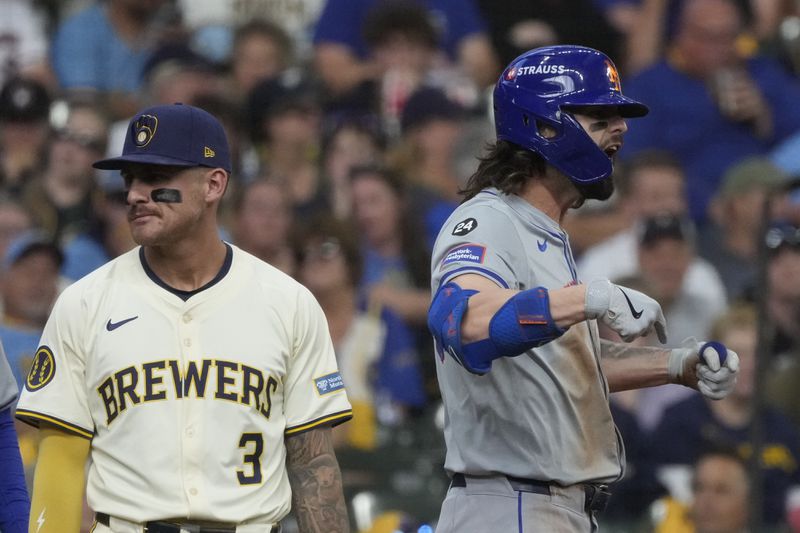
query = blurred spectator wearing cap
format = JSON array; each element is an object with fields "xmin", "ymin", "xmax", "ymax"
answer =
[
  {"xmin": 389, "ymin": 86, "xmax": 464, "ymax": 247},
  {"xmin": 51, "ymin": 0, "xmax": 175, "ymax": 121},
  {"xmin": 320, "ymin": 112, "xmax": 386, "ymax": 220},
  {"xmin": 621, "ymin": 0, "xmax": 800, "ymax": 224},
  {"xmin": 0, "ymin": 230, "xmax": 63, "ymax": 509},
  {"xmin": 648, "ymin": 303, "xmax": 800, "ymax": 529},
  {"xmin": 699, "ymin": 156, "xmax": 788, "ymax": 301},
  {"xmin": 244, "ymin": 74, "xmax": 325, "ymax": 215},
  {"xmin": 637, "ymin": 213, "xmax": 727, "ymax": 347},
  {"xmin": 0, "ymin": 232, "xmax": 62, "ymax": 390},
  {"xmin": 577, "ymin": 150, "xmax": 727, "ymax": 314},
  {"xmin": 606, "ymin": 214, "xmax": 728, "ymax": 433},
  {"xmin": 312, "ymin": 0, "xmax": 498, "ymax": 115},
  {"xmin": 0, "ymin": 77, "xmax": 51, "ymax": 194}
]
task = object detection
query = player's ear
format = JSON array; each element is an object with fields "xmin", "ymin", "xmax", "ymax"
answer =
[{"xmin": 205, "ymin": 168, "xmax": 229, "ymax": 203}]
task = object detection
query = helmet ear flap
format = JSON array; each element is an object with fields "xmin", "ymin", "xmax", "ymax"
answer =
[{"xmin": 533, "ymin": 118, "xmax": 558, "ymax": 141}]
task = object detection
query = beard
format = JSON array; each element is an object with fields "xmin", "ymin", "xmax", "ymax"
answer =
[{"xmin": 576, "ymin": 177, "xmax": 615, "ymax": 201}]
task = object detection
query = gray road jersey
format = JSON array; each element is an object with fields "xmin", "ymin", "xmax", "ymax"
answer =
[
  {"xmin": 0, "ymin": 343, "xmax": 18, "ymax": 411},
  {"xmin": 430, "ymin": 188, "xmax": 624, "ymax": 485}
]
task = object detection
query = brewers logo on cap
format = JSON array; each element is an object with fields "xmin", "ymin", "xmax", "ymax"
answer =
[
  {"xmin": 133, "ymin": 114, "xmax": 158, "ymax": 147},
  {"xmin": 26, "ymin": 345, "xmax": 56, "ymax": 391}
]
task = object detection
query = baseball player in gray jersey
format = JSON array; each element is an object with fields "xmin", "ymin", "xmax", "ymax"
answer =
[
  {"xmin": 15, "ymin": 103, "xmax": 352, "ymax": 533},
  {"xmin": 427, "ymin": 46, "xmax": 741, "ymax": 532}
]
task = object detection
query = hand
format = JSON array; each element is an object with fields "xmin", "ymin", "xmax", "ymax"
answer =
[
  {"xmin": 668, "ymin": 338, "xmax": 740, "ymax": 399},
  {"xmin": 710, "ymin": 67, "xmax": 773, "ymax": 137},
  {"xmin": 585, "ymin": 279, "xmax": 667, "ymax": 343}
]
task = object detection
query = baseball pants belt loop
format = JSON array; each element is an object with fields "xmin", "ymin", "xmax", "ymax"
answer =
[
  {"xmin": 583, "ymin": 483, "xmax": 612, "ymax": 513},
  {"xmin": 95, "ymin": 513, "xmax": 281, "ymax": 533},
  {"xmin": 450, "ymin": 473, "xmax": 551, "ymax": 495}
]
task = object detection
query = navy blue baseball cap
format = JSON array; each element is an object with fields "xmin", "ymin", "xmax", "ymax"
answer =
[{"xmin": 93, "ymin": 103, "xmax": 231, "ymax": 172}]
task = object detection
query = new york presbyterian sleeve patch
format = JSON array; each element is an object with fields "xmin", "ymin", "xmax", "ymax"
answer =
[
  {"xmin": 26, "ymin": 346, "xmax": 56, "ymax": 391},
  {"xmin": 440, "ymin": 243, "xmax": 487, "ymax": 269},
  {"xmin": 314, "ymin": 372, "xmax": 345, "ymax": 396}
]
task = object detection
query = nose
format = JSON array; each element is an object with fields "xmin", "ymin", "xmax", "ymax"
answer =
[
  {"xmin": 610, "ymin": 115, "xmax": 628, "ymax": 134},
  {"xmin": 125, "ymin": 178, "xmax": 151, "ymax": 205}
]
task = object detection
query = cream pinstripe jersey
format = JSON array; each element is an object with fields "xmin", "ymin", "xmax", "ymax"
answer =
[{"xmin": 16, "ymin": 244, "xmax": 352, "ymax": 523}]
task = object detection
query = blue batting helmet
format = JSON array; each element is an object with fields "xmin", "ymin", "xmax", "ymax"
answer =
[{"xmin": 493, "ymin": 45, "xmax": 648, "ymax": 186}]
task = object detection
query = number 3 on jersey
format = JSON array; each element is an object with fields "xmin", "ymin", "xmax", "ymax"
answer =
[{"xmin": 237, "ymin": 433, "xmax": 264, "ymax": 485}]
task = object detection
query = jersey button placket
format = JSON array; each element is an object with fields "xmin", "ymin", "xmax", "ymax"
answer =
[{"xmin": 179, "ymin": 306, "xmax": 205, "ymax": 511}]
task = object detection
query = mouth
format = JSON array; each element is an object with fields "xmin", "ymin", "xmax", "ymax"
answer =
[
  {"xmin": 129, "ymin": 210, "xmax": 158, "ymax": 223},
  {"xmin": 604, "ymin": 143, "xmax": 621, "ymax": 157}
]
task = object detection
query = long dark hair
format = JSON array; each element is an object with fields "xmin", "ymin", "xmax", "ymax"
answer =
[
  {"xmin": 460, "ymin": 140, "xmax": 546, "ymax": 201},
  {"xmin": 349, "ymin": 164, "xmax": 430, "ymax": 289}
]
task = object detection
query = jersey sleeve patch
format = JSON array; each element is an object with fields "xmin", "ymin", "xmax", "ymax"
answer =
[
  {"xmin": 314, "ymin": 372, "xmax": 345, "ymax": 396},
  {"xmin": 25, "ymin": 346, "xmax": 56, "ymax": 392},
  {"xmin": 440, "ymin": 244, "xmax": 486, "ymax": 269},
  {"xmin": 451, "ymin": 217, "xmax": 478, "ymax": 236}
]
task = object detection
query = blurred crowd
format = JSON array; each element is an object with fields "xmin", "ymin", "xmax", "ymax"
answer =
[{"xmin": 4, "ymin": 0, "xmax": 800, "ymax": 531}]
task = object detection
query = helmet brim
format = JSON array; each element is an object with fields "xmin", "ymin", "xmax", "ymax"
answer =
[{"xmin": 561, "ymin": 92, "xmax": 649, "ymax": 118}]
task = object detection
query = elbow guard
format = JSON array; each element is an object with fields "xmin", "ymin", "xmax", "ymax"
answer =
[{"xmin": 428, "ymin": 282, "xmax": 567, "ymax": 375}]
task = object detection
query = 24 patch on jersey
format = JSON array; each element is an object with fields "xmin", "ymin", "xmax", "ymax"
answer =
[{"xmin": 452, "ymin": 218, "xmax": 478, "ymax": 236}]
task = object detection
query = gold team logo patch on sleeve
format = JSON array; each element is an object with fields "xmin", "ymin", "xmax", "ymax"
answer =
[{"xmin": 26, "ymin": 346, "xmax": 56, "ymax": 391}]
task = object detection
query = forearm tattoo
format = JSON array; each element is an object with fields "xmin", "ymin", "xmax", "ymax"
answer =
[
  {"xmin": 286, "ymin": 427, "xmax": 350, "ymax": 533},
  {"xmin": 599, "ymin": 338, "xmax": 668, "ymax": 360}
]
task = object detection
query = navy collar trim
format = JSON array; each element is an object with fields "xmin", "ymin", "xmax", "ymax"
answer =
[{"xmin": 140, "ymin": 243, "xmax": 233, "ymax": 301}]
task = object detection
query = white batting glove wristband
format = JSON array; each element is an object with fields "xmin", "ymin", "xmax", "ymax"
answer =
[
  {"xmin": 668, "ymin": 338, "xmax": 740, "ymax": 400},
  {"xmin": 585, "ymin": 279, "xmax": 668, "ymax": 343}
]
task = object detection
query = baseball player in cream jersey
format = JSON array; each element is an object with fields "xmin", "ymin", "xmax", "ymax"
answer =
[
  {"xmin": 16, "ymin": 103, "xmax": 352, "ymax": 533},
  {"xmin": 427, "ymin": 46, "xmax": 741, "ymax": 532}
]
